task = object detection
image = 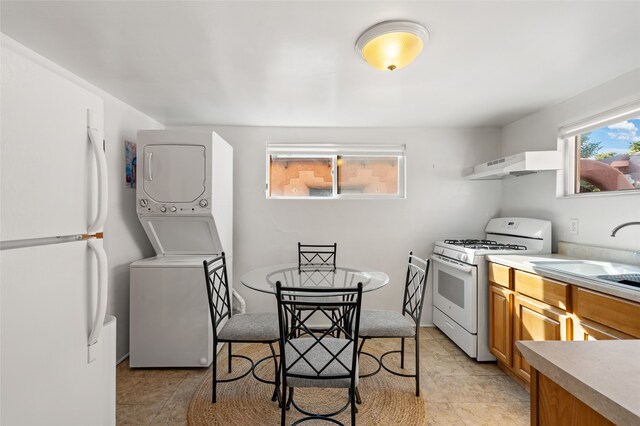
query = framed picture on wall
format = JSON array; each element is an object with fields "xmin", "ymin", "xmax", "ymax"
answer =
[{"xmin": 125, "ymin": 140, "xmax": 137, "ymax": 189}]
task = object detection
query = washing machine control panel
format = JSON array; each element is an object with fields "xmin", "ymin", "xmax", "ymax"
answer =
[{"xmin": 137, "ymin": 198, "xmax": 212, "ymax": 215}]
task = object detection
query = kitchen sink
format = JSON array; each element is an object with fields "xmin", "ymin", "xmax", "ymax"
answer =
[
  {"xmin": 530, "ymin": 260, "xmax": 640, "ymax": 290},
  {"xmin": 596, "ymin": 274, "xmax": 640, "ymax": 289}
]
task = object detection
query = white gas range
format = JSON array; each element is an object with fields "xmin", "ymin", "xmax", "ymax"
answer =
[{"xmin": 431, "ymin": 217, "xmax": 552, "ymax": 361}]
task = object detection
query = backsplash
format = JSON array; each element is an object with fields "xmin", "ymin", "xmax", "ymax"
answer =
[{"xmin": 558, "ymin": 241, "xmax": 640, "ymax": 266}]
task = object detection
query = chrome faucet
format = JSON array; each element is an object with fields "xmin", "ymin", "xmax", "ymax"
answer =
[{"xmin": 610, "ymin": 221, "xmax": 640, "ymax": 237}]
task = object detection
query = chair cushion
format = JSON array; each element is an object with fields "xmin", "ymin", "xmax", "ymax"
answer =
[
  {"xmin": 285, "ymin": 338, "xmax": 359, "ymax": 388},
  {"xmin": 358, "ymin": 310, "xmax": 416, "ymax": 338},
  {"xmin": 218, "ymin": 313, "xmax": 280, "ymax": 342}
]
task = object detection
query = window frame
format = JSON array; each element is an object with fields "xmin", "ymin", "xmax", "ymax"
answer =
[
  {"xmin": 266, "ymin": 143, "xmax": 406, "ymax": 200},
  {"xmin": 557, "ymin": 99, "xmax": 640, "ymax": 198}
]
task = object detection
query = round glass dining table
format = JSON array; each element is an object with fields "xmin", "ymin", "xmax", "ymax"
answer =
[{"xmin": 240, "ymin": 263, "xmax": 390, "ymax": 295}]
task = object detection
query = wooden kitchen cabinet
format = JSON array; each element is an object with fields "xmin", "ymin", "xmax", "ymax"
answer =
[
  {"xmin": 489, "ymin": 284, "xmax": 513, "ymax": 366},
  {"xmin": 487, "ymin": 261, "xmax": 640, "ymax": 389},
  {"xmin": 530, "ymin": 368, "xmax": 614, "ymax": 426},
  {"xmin": 513, "ymin": 294, "xmax": 571, "ymax": 383}
]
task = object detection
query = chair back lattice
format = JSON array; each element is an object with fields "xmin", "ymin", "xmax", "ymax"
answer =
[
  {"xmin": 203, "ymin": 252, "xmax": 232, "ymax": 338},
  {"xmin": 298, "ymin": 242, "xmax": 337, "ymax": 272},
  {"xmin": 401, "ymin": 252, "xmax": 430, "ymax": 326},
  {"xmin": 269, "ymin": 268, "xmax": 339, "ymax": 289},
  {"xmin": 276, "ymin": 282, "xmax": 363, "ymax": 382}
]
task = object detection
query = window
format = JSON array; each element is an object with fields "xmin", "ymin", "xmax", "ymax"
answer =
[
  {"xmin": 559, "ymin": 101, "xmax": 640, "ymax": 196},
  {"xmin": 575, "ymin": 117, "xmax": 640, "ymax": 193},
  {"xmin": 266, "ymin": 144, "xmax": 406, "ymax": 199}
]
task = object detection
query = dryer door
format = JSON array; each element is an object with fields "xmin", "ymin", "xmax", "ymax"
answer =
[{"xmin": 142, "ymin": 144, "xmax": 206, "ymax": 203}]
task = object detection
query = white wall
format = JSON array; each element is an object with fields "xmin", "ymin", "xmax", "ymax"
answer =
[
  {"xmin": 102, "ymin": 99, "xmax": 162, "ymax": 361},
  {"xmin": 500, "ymin": 68, "xmax": 640, "ymax": 252},
  {"xmin": 173, "ymin": 125, "xmax": 502, "ymax": 324},
  {"xmin": 2, "ymin": 36, "xmax": 162, "ymax": 361}
]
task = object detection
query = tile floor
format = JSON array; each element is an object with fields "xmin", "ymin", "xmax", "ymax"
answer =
[{"xmin": 117, "ymin": 327, "xmax": 530, "ymax": 425}]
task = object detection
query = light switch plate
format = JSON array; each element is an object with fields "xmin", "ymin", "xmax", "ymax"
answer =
[{"xmin": 569, "ymin": 219, "xmax": 579, "ymax": 235}]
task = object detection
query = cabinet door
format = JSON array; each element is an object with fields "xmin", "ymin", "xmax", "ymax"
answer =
[
  {"xmin": 489, "ymin": 284, "xmax": 513, "ymax": 366},
  {"xmin": 514, "ymin": 294, "xmax": 571, "ymax": 383}
]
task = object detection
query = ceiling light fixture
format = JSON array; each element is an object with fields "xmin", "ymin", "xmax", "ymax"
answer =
[{"xmin": 355, "ymin": 20, "xmax": 429, "ymax": 72}]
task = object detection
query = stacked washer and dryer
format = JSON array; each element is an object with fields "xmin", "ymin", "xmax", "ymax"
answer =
[{"xmin": 129, "ymin": 130, "xmax": 234, "ymax": 367}]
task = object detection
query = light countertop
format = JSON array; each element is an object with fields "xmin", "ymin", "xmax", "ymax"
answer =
[
  {"xmin": 516, "ymin": 340, "xmax": 640, "ymax": 425},
  {"xmin": 486, "ymin": 253, "xmax": 640, "ymax": 303}
]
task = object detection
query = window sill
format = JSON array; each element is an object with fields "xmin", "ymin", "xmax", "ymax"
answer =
[{"xmin": 557, "ymin": 189, "xmax": 640, "ymax": 199}]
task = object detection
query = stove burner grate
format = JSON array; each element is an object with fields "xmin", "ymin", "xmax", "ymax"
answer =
[
  {"xmin": 444, "ymin": 239, "xmax": 495, "ymax": 245},
  {"xmin": 444, "ymin": 239, "xmax": 527, "ymax": 250}
]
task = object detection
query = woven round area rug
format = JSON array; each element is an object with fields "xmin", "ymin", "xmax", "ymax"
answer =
[{"xmin": 188, "ymin": 343, "xmax": 425, "ymax": 425}]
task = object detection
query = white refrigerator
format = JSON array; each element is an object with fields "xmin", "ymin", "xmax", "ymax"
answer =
[{"xmin": 0, "ymin": 39, "xmax": 116, "ymax": 425}]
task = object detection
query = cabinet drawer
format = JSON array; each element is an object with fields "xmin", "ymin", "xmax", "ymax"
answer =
[
  {"xmin": 574, "ymin": 318, "xmax": 634, "ymax": 341},
  {"xmin": 514, "ymin": 270, "xmax": 570, "ymax": 310},
  {"xmin": 433, "ymin": 307, "xmax": 477, "ymax": 358},
  {"xmin": 489, "ymin": 263, "xmax": 512, "ymax": 289},
  {"xmin": 572, "ymin": 287, "xmax": 640, "ymax": 338}
]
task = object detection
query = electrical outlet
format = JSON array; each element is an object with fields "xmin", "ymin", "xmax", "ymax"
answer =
[{"xmin": 569, "ymin": 219, "xmax": 579, "ymax": 235}]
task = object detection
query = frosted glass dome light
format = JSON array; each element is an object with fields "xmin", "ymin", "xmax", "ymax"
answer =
[{"xmin": 355, "ymin": 20, "xmax": 430, "ymax": 71}]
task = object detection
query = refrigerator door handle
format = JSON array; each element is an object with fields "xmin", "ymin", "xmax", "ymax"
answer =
[
  {"xmin": 87, "ymin": 238, "xmax": 108, "ymax": 363},
  {"xmin": 87, "ymin": 125, "xmax": 108, "ymax": 234}
]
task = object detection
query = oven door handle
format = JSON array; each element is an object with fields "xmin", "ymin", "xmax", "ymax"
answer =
[{"xmin": 430, "ymin": 255, "xmax": 473, "ymax": 273}]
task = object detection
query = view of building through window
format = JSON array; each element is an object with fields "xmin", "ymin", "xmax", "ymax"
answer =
[
  {"xmin": 577, "ymin": 116, "xmax": 640, "ymax": 193},
  {"xmin": 267, "ymin": 145, "xmax": 405, "ymax": 199},
  {"xmin": 337, "ymin": 156, "xmax": 399, "ymax": 195},
  {"xmin": 269, "ymin": 157, "xmax": 333, "ymax": 197}
]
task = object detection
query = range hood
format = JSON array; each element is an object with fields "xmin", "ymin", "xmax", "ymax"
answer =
[{"xmin": 467, "ymin": 150, "xmax": 562, "ymax": 180}]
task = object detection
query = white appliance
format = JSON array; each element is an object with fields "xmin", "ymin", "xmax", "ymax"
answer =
[
  {"xmin": 431, "ymin": 217, "xmax": 551, "ymax": 361},
  {"xmin": 466, "ymin": 151, "xmax": 562, "ymax": 180},
  {"xmin": 1, "ymin": 42, "xmax": 115, "ymax": 425},
  {"xmin": 129, "ymin": 130, "xmax": 233, "ymax": 367}
]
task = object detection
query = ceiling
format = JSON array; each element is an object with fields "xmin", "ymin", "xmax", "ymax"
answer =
[{"xmin": 2, "ymin": 1, "xmax": 639, "ymax": 128}]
